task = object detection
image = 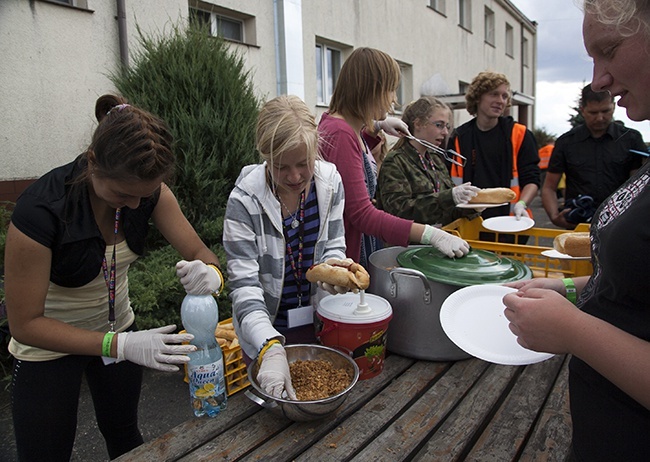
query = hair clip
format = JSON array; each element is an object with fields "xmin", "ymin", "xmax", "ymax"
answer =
[{"xmin": 107, "ymin": 103, "xmax": 130, "ymax": 115}]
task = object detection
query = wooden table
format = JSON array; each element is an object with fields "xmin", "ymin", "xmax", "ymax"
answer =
[{"xmin": 117, "ymin": 353, "xmax": 572, "ymax": 461}]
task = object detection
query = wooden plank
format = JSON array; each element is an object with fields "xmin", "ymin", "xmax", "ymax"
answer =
[
  {"xmin": 519, "ymin": 357, "xmax": 572, "ymax": 462},
  {"xmin": 216, "ymin": 354, "xmax": 416, "ymax": 461},
  {"xmin": 113, "ymin": 392, "xmax": 261, "ymax": 462},
  {"xmin": 351, "ymin": 359, "xmax": 498, "ymax": 462},
  {"xmin": 411, "ymin": 362, "xmax": 521, "ymax": 461},
  {"xmin": 293, "ymin": 360, "xmax": 451, "ymax": 461},
  {"xmin": 179, "ymin": 403, "xmax": 294, "ymax": 461},
  {"xmin": 465, "ymin": 355, "xmax": 565, "ymax": 460}
]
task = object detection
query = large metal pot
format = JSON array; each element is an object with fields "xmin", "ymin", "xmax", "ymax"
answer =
[{"xmin": 367, "ymin": 245, "xmax": 532, "ymax": 361}]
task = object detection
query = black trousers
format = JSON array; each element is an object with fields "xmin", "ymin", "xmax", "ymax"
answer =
[{"xmin": 12, "ymin": 353, "xmax": 144, "ymax": 461}]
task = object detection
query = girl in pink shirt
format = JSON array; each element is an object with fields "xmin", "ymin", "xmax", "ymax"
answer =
[{"xmin": 318, "ymin": 47, "xmax": 470, "ymax": 266}]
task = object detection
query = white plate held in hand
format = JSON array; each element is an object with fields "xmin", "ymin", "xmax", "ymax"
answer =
[
  {"xmin": 439, "ymin": 285, "xmax": 554, "ymax": 366},
  {"xmin": 482, "ymin": 216, "xmax": 535, "ymax": 233}
]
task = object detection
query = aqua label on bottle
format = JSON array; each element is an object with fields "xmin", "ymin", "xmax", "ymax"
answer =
[{"xmin": 187, "ymin": 356, "xmax": 227, "ymax": 417}]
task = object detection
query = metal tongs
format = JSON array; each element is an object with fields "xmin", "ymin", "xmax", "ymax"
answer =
[{"xmin": 405, "ymin": 134, "xmax": 467, "ymax": 167}]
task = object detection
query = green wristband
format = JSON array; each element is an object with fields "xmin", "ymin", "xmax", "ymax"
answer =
[
  {"xmin": 562, "ymin": 278, "xmax": 577, "ymax": 304},
  {"xmin": 102, "ymin": 332, "xmax": 116, "ymax": 357}
]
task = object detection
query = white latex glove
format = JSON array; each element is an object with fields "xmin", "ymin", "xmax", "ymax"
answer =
[
  {"xmin": 176, "ymin": 260, "xmax": 221, "ymax": 295},
  {"xmin": 317, "ymin": 281, "xmax": 350, "ymax": 295},
  {"xmin": 257, "ymin": 344, "xmax": 297, "ymax": 400},
  {"xmin": 513, "ymin": 200, "xmax": 528, "ymax": 220},
  {"xmin": 420, "ymin": 224, "xmax": 470, "ymax": 258},
  {"xmin": 452, "ymin": 182, "xmax": 480, "ymax": 205},
  {"xmin": 316, "ymin": 258, "xmax": 357, "ymax": 295},
  {"xmin": 116, "ymin": 325, "xmax": 196, "ymax": 372},
  {"xmin": 375, "ymin": 117, "xmax": 410, "ymax": 137}
]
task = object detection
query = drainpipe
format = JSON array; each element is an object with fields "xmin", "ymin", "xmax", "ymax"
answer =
[{"xmin": 117, "ymin": 0, "xmax": 129, "ymax": 68}]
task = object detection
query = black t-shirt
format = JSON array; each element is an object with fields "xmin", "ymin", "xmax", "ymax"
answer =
[
  {"xmin": 569, "ymin": 162, "xmax": 650, "ymax": 461},
  {"xmin": 548, "ymin": 123, "xmax": 645, "ymax": 206},
  {"xmin": 11, "ymin": 156, "xmax": 159, "ymax": 287}
]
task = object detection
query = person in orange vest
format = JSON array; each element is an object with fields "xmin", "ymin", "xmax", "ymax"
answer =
[
  {"xmin": 538, "ymin": 141, "xmax": 556, "ymax": 197},
  {"xmin": 538, "ymin": 143, "xmax": 554, "ymax": 172},
  {"xmin": 448, "ymin": 71, "xmax": 540, "ymax": 241}
]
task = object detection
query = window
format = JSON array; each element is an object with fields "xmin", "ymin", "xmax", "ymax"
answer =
[
  {"xmin": 459, "ymin": 0, "xmax": 472, "ymax": 31},
  {"xmin": 484, "ymin": 7, "xmax": 495, "ymax": 45},
  {"xmin": 190, "ymin": 6, "xmax": 244, "ymax": 43},
  {"xmin": 395, "ymin": 62, "xmax": 413, "ymax": 114},
  {"xmin": 316, "ymin": 44, "xmax": 342, "ymax": 105},
  {"xmin": 505, "ymin": 23, "xmax": 514, "ymax": 57},
  {"xmin": 429, "ymin": 0, "xmax": 446, "ymax": 15},
  {"xmin": 522, "ymin": 37, "xmax": 529, "ymax": 67},
  {"xmin": 48, "ymin": 0, "xmax": 89, "ymax": 8}
]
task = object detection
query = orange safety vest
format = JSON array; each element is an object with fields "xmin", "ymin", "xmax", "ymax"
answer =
[
  {"xmin": 452, "ymin": 123, "xmax": 533, "ymax": 217},
  {"xmin": 538, "ymin": 144, "xmax": 554, "ymax": 170}
]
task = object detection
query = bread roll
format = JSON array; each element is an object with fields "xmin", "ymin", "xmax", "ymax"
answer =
[
  {"xmin": 469, "ymin": 187, "xmax": 517, "ymax": 204},
  {"xmin": 553, "ymin": 232, "xmax": 590, "ymax": 257},
  {"xmin": 306, "ymin": 261, "xmax": 370, "ymax": 290}
]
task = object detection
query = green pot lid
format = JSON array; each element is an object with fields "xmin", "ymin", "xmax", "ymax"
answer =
[{"xmin": 396, "ymin": 247, "xmax": 532, "ymax": 286}]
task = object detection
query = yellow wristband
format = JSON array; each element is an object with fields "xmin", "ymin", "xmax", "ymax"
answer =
[
  {"xmin": 102, "ymin": 332, "xmax": 115, "ymax": 357},
  {"xmin": 206, "ymin": 263, "xmax": 225, "ymax": 296},
  {"xmin": 257, "ymin": 339, "xmax": 281, "ymax": 366}
]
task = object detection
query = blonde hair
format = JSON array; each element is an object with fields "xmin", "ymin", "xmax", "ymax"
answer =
[
  {"xmin": 393, "ymin": 96, "xmax": 451, "ymax": 150},
  {"xmin": 583, "ymin": 0, "xmax": 650, "ymax": 38},
  {"xmin": 256, "ymin": 95, "xmax": 320, "ymax": 169},
  {"xmin": 328, "ymin": 47, "xmax": 401, "ymax": 129},
  {"xmin": 465, "ymin": 71, "xmax": 511, "ymax": 116}
]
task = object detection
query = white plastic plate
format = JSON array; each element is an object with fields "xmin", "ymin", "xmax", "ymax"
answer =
[
  {"xmin": 456, "ymin": 202, "xmax": 508, "ymax": 209},
  {"xmin": 541, "ymin": 249, "xmax": 590, "ymax": 260},
  {"xmin": 439, "ymin": 285, "xmax": 554, "ymax": 366},
  {"xmin": 482, "ymin": 216, "xmax": 535, "ymax": 233}
]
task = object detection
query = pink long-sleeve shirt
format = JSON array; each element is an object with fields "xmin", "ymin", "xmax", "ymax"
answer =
[{"xmin": 318, "ymin": 112, "xmax": 413, "ymax": 262}]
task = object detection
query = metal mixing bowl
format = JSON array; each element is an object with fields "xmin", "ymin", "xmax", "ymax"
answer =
[{"xmin": 245, "ymin": 344, "xmax": 360, "ymax": 421}]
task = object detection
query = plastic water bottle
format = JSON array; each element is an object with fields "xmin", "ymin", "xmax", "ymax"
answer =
[{"xmin": 181, "ymin": 294, "xmax": 227, "ymax": 417}]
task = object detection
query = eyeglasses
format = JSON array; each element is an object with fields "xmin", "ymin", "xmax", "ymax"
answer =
[{"xmin": 429, "ymin": 120, "xmax": 451, "ymax": 131}]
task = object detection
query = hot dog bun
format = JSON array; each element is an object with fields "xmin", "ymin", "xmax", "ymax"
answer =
[
  {"xmin": 306, "ymin": 261, "xmax": 370, "ymax": 290},
  {"xmin": 469, "ymin": 187, "xmax": 517, "ymax": 204},
  {"xmin": 553, "ymin": 232, "xmax": 590, "ymax": 257}
]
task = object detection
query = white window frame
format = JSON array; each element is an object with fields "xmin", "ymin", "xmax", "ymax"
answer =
[
  {"xmin": 459, "ymin": 0, "xmax": 472, "ymax": 31},
  {"xmin": 505, "ymin": 23, "xmax": 514, "ymax": 58},
  {"xmin": 484, "ymin": 6, "xmax": 495, "ymax": 46},
  {"xmin": 315, "ymin": 43, "xmax": 342, "ymax": 106}
]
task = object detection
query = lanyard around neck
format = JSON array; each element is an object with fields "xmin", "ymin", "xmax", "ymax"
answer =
[
  {"xmin": 417, "ymin": 150, "xmax": 441, "ymax": 193},
  {"xmin": 279, "ymin": 190, "xmax": 306, "ymax": 306},
  {"xmin": 101, "ymin": 208, "xmax": 121, "ymax": 332}
]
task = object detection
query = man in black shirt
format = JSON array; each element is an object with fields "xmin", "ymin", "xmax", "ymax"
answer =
[{"xmin": 542, "ymin": 84, "xmax": 646, "ymax": 229}]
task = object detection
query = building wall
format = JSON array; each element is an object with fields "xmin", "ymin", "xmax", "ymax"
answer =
[
  {"xmin": 0, "ymin": 0, "xmax": 186, "ymax": 200},
  {"xmin": 0, "ymin": 0, "xmax": 536, "ymax": 198}
]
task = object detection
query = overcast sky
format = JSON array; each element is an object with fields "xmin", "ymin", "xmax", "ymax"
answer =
[{"xmin": 511, "ymin": 0, "xmax": 650, "ymax": 143}]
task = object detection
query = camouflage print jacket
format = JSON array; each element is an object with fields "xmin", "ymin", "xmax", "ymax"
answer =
[{"xmin": 376, "ymin": 141, "xmax": 476, "ymax": 226}]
